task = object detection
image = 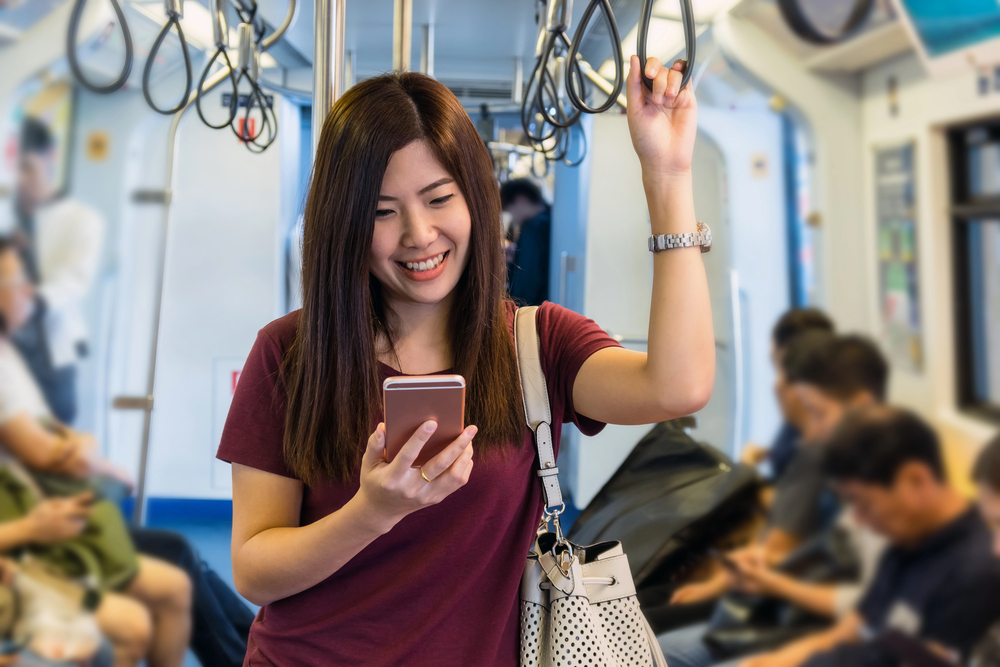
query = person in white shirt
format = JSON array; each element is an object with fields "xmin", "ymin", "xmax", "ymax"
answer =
[{"xmin": 12, "ymin": 117, "xmax": 104, "ymax": 424}]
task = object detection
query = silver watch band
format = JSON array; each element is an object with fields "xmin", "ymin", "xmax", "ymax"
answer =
[{"xmin": 648, "ymin": 223, "xmax": 712, "ymax": 253}]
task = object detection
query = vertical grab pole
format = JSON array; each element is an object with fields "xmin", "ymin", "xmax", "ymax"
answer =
[
  {"xmin": 313, "ymin": 0, "xmax": 346, "ymax": 157},
  {"xmin": 393, "ymin": 0, "xmax": 413, "ymax": 71},
  {"xmin": 127, "ymin": 0, "xmax": 299, "ymax": 526}
]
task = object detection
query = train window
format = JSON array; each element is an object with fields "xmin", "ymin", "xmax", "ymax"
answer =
[{"xmin": 951, "ymin": 123, "xmax": 1000, "ymax": 422}]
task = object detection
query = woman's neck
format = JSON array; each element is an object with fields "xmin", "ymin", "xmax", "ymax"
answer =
[{"xmin": 379, "ymin": 293, "xmax": 454, "ymax": 374}]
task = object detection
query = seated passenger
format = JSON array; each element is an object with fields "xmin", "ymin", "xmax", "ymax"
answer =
[
  {"xmin": 670, "ymin": 332, "xmax": 884, "ymax": 607},
  {"xmin": 741, "ymin": 308, "xmax": 835, "ymax": 481},
  {"xmin": 0, "ymin": 238, "xmax": 191, "ymax": 667},
  {"xmin": 739, "ymin": 407, "xmax": 1000, "ymax": 667},
  {"xmin": 661, "ymin": 335, "xmax": 890, "ymax": 666}
]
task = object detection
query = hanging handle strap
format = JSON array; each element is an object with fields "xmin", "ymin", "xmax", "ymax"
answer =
[{"xmin": 514, "ymin": 307, "xmax": 563, "ymax": 512}]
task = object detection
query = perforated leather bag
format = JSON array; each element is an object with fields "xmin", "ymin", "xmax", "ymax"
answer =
[{"xmin": 515, "ymin": 307, "xmax": 668, "ymax": 667}]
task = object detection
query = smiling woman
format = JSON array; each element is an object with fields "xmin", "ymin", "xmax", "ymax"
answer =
[{"xmin": 217, "ymin": 61, "xmax": 714, "ymax": 666}]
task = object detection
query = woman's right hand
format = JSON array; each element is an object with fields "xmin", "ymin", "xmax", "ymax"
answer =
[{"xmin": 356, "ymin": 421, "xmax": 477, "ymax": 531}]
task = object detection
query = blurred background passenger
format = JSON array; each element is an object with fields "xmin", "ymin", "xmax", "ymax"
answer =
[
  {"xmin": 499, "ymin": 178, "xmax": 550, "ymax": 306},
  {"xmin": 738, "ymin": 407, "xmax": 1000, "ymax": 667},
  {"xmin": 742, "ymin": 308, "xmax": 836, "ymax": 481},
  {"xmin": 0, "ymin": 237, "xmax": 192, "ymax": 666},
  {"xmin": 669, "ymin": 330, "xmax": 873, "ymax": 609},
  {"xmin": 12, "ymin": 118, "xmax": 104, "ymax": 425}
]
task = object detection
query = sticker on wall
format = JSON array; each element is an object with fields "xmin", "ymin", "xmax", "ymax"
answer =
[
  {"xmin": 875, "ymin": 141, "xmax": 923, "ymax": 373},
  {"xmin": 85, "ymin": 131, "xmax": 110, "ymax": 162},
  {"xmin": 750, "ymin": 153, "xmax": 769, "ymax": 179}
]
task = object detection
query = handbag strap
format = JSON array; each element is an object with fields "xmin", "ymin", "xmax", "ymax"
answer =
[{"xmin": 513, "ymin": 306, "xmax": 563, "ymax": 512}]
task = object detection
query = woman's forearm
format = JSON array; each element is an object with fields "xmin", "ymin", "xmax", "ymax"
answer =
[
  {"xmin": 644, "ymin": 171, "xmax": 715, "ymax": 414},
  {"xmin": 232, "ymin": 495, "xmax": 392, "ymax": 606}
]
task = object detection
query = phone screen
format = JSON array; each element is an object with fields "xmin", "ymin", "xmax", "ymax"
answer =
[{"xmin": 383, "ymin": 375, "xmax": 465, "ymax": 468}]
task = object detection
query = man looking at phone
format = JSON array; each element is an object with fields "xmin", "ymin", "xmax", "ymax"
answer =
[
  {"xmin": 736, "ymin": 407, "xmax": 1000, "ymax": 667},
  {"xmin": 661, "ymin": 334, "xmax": 889, "ymax": 667},
  {"xmin": 670, "ymin": 332, "xmax": 880, "ymax": 608}
]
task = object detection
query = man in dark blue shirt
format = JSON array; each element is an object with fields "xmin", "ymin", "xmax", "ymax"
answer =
[
  {"xmin": 739, "ymin": 406, "xmax": 1000, "ymax": 667},
  {"xmin": 500, "ymin": 179, "xmax": 550, "ymax": 306}
]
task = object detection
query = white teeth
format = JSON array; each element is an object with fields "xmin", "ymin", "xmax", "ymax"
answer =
[{"xmin": 404, "ymin": 252, "xmax": 447, "ymax": 272}]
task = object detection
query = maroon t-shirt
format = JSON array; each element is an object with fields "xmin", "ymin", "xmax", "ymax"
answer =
[{"xmin": 216, "ymin": 301, "xmax": 621, "ymax": 666}]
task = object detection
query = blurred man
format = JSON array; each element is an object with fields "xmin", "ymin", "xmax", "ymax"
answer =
[
  {"xmin": 742, "ymin": 308, "xmax": 835, "ymax": 481},
  {"xmin": 739, "ymin": 407, "xmax": 1000, "ymax": 667},
  {"xmin": 500, "ymin": 179, "xmax": 550, "ymax": 306},
  {"xmin": 13, "ymin": 117, "xmax": 104, "ymax": 424},
  {"xmin": 661, "ymin": 334, "xmax": 890, "ymax": 667}
]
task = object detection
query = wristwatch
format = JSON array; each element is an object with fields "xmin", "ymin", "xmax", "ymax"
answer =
[{"xmin": 648, "ymin": 222, "xmax": 712, "ymax": 254}]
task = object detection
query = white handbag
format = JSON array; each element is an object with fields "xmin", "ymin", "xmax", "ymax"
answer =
[{"xmin": 514, "ymin": 306, "xmax": 668, "ymax": 667}]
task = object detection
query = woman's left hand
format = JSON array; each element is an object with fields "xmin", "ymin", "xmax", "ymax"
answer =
[{"xmin": 625, "ymin": 55, "xmax": 698, "ymax": 180}]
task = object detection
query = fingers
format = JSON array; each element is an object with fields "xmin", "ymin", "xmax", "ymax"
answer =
[
  {"xmin": 665, "ymin": 59, "xmax": 686, "ymax": 100},
  {"xmin": 625, "ymin": 54, "xmax": 645, "ymax": 111},
  {"xmin": 393, "ymin": 420, "xmax": 438, "ymax": 469},
  {"xmin": 421, "ymin": 425, "xmax": 477, "ymax": 481},
  {"xmin": 71, "ymin": 491, "xmax": 95, "ymax": 505},
  {"xmin": 363, "ymin": 423, "xmax": 387, "ymax": 466}
]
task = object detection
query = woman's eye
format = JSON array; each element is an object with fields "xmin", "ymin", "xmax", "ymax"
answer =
[
  {"xmin": 375, "ymin": 209, "xmax": 395, "ymax": 218},
  {"xmin": 430, "ymin": 194, "xmax": 454, "ymax": 206}
]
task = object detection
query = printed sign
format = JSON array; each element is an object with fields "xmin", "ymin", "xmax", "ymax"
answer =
[{"xmin": 875, "ymin": 142, "xmax": 923, "ymax": 373}]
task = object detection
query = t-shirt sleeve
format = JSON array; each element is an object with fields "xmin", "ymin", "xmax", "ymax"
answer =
[
  {"xmin": 536, "ymin": 302, "xmax": 622, "ymax": 436},
  {"xmin": 216, "ymin": 329, "xmax": 295, "ymax": 479}
]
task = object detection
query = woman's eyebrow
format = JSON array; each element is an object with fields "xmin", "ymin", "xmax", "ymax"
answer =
[{"xmin": 378, "ymin": 177, "xmax": 454, "ymax": 201}]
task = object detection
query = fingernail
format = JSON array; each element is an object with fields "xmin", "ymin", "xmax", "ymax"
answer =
[
  {"xmin": 467, "ymin": 426, "xmax": 479, "ymax": 437},
  {"xmin": 424, "ymin": 421, "xmax": 437, "ymax": 433}
]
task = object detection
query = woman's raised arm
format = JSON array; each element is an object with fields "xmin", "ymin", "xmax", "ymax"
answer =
[{"xmin": 573, "ymin": 55, "xmax": 714, "ymax": 426}]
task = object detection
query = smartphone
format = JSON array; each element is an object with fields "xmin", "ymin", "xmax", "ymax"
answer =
[
  {"xmin": 383, "ymin": 375, "xmax": 466, "ymax": 468},
  {"xmin": 708, "ymin": 548, "xmax": 740, "ymax": 574}
]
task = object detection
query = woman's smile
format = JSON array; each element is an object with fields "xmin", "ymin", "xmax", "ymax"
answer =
[{"xmin": 395, "ymin": 250, "xmax": 450, "ymax": 282}]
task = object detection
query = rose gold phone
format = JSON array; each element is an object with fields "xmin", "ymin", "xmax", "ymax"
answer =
[{"xmin": 382, "ymin": 375, "xmax": 466, "ymax": 468}]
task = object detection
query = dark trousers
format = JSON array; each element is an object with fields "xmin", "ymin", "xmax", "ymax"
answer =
[
  {"xmin": 11, "ymin": 308, "xmax": 77, "ymax": 425},
  {"xmin": 129, "ymin": 528, "xmax": 254, "ymax": 667}
]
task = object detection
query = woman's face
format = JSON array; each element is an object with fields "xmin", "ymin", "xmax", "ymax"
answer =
[{"xmin": 370, "ymin": 140, "xmax": 472, "ymax": 308}]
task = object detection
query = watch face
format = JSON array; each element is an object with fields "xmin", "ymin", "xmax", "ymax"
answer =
[{"xmin": 698, "ymin": 222, "xmax": 712, "ymax": 253}]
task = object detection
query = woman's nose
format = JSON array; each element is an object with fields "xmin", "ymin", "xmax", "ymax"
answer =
[{"xmin": 400, "ymin": 209, "xmax": 438, "ymax": 249}]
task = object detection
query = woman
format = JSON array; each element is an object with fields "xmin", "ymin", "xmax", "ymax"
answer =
[{"xmin": 219, "ymin": 55, "xmax": 714, "ymax": 665}]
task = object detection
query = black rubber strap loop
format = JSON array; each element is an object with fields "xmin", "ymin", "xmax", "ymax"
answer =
[
  {"xmin": 565, "ymin": 0, "xmax": 623, "ymax": 114},
  {"xmin": 143, "ymin": 14, "xmax": 193, "ymax": 115},
  {"xmin": 638, "ymin": 0, "xmax": 696, "ymax": 92},
  {"xmin": 196, "ymin": 48, "xmax": 239, "ymax": 130},
  {"xmin": 67, "ymin": 0, "xmax": 134, "ymax": 94}
]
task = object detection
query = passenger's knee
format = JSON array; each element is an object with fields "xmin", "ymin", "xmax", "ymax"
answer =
[{"xmin": 163, "ymin": 564, "xmax": 193, "ymax": 613}]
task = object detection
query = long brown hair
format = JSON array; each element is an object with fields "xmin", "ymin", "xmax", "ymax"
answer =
[{"xmin": 283, "ymin": 72, "xmax": 523, "ymax": 484}]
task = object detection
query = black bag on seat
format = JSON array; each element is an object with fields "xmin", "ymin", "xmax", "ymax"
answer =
[{"xmin": 567, "ymin": 421, "xmax": 761, "ymax": 632}]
